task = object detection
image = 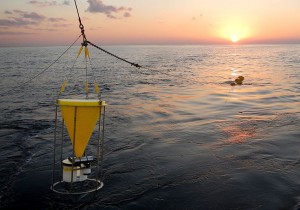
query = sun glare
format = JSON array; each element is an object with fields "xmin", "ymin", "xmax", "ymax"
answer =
[
  {"xmin": 231, "ymin": 34, "xmax": 239, "ymax": 43},
  {"xmin": 218, "ymin": 20, "xmax": 251, "ymax": 44}
]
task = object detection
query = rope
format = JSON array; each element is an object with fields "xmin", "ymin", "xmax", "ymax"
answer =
[
  {"xmin": 87, "ymin": 54, "xmax": 102, "ymax": 98},
  {"xmin": 74, "ymin": 0, "xmax": 82, "ymax": 26},
  {"xmin": 87, "ymin": 41, "xmax": 142, "ymax": 68},
  {"xmin": 0, "ymin": 34, "xmax": 82, "ymax": 97},
  {"xmin": 74, "ymin": 0, "xmax": 87, "ymax": 44}
]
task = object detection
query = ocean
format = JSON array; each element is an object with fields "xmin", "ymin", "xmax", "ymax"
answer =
[{"xmin": 0, "ymin": 44, "xmax": 299, "ymax": 209}]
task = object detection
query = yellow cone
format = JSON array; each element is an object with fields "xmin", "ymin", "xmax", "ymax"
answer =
[
  {"xmin": 94, "ymin": 83, "xmax": 100, "ymax": 94},
  {"xmin": 59, "ymin": 80, "xmax": 67, "ymax": 94},
  {"xmin": 58, "ymin": 99, "xmax": 103, "ymax": 158},
  {"xmin": 77, "ymin": 46, "xmax": 83, "ymax": 58},
  {"xmin": 85, "ymin": 47, "xmax": 90, "ymax": 59},
  {"xmin": 85, "ymin": 82, "xmax": 89, "ymax": 94}
]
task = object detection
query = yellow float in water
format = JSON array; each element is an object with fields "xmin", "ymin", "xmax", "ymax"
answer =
[
  {"xmin": 230, "ymin": 76, "xmax": 245, "ymax": 86},
  {"xmin": 237, "ymin": 76, "xmax": 245, "ymax": 81},
  {"xmin": 235, "ymin": 78, "xmax": 243, "ymax": 85}
]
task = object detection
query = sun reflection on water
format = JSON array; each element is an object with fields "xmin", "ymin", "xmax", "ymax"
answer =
[{"xmin": 221, "ymin": 123, "xmax": 257, "ymax": 143}]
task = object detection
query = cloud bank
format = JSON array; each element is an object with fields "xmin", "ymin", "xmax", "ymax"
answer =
[
  {"xmin": 28, "ymin": 0, "xmax": 70, "ymax": 7},
  {"xmin": 0, "ymin": 10, "xmax": 46, "ymax": 27},
  {"xmin": 86, "ymin": 0, "xmax": 132, "ymax": 19},
  {"xmin": 0, "ymin": 10, "xmax": 68, "ymax": 29}
]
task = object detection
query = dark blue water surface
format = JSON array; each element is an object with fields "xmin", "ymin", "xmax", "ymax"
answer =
[{"xmin": 0, "ymin": 45, "xmax": 300, "ymax": 209}]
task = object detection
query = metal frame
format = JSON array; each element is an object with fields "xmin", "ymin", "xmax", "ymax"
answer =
[{"xmin": 51, "ymin": 101, "xmax": 105, "ymax": 195}]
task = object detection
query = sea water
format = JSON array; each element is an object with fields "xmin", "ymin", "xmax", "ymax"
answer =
[{"xmin": 0, "ymin": 44, "xmax": 299, "ymax": 209}]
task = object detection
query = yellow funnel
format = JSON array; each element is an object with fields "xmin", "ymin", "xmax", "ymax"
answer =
[{"xmin": 57, "ymin": 99, "xmax": 105, "ymax": 158}]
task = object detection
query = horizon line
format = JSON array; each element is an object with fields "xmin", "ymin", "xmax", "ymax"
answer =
[{"xmin": 1, "ymin": 41, "xmax": 300, "ymax": 48}]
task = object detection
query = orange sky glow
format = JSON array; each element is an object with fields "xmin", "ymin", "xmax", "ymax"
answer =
[{"xmin": 0, "ymin": 0, "xmax": 300, "ymax": 46}]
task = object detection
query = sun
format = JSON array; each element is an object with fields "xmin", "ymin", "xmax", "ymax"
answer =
[
  {"xmin": 231, "ymin": 34, "xmax": 239, "ymax": 43},
  {"xmin": 217, "ymin": 19, "xmax": 252, "ymax": 43}
]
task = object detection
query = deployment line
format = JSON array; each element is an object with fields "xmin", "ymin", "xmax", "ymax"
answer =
[{"xmin": 0, "ymin": 34, "xmax": 82, "ymax": 97}]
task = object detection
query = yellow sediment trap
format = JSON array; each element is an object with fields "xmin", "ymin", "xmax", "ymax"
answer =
[{"xmin": 57, "ymin": 99, "xmax": 105, "ymax": 158}]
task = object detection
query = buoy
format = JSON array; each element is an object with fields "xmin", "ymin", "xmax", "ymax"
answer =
[
  {"xmin": 237, "ymin": 76, "xmax": 244, "ymax": 81},
  {"xmin": 230, "ymin": 75, "xmax": 245, "ymax": 86},
  {"xmin": 235, "ymin": 78, "xmax": 243, "ymax": 85}
]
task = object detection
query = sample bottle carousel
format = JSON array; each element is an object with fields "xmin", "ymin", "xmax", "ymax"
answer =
[{"xmin": 50, "ymin": 39, "xmax": 106, "ymax": 194}]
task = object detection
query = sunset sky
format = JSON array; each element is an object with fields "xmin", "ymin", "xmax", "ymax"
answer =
[{"xmin": 0, "ymin": 0, "xmax": 300, "ymax": 46}]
